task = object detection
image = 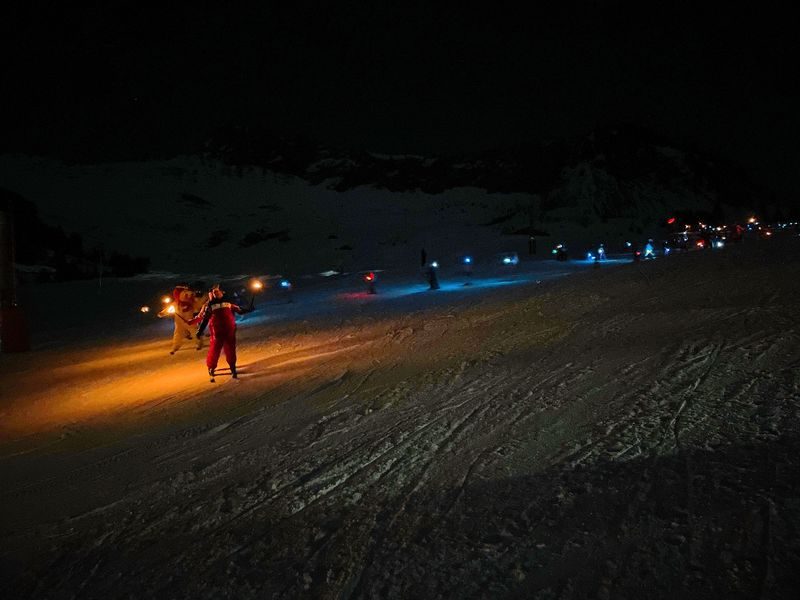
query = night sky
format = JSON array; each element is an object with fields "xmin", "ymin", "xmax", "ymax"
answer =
[{"xmin": 3, "ymin": 1, "xmax": 798, "ymax": 202}]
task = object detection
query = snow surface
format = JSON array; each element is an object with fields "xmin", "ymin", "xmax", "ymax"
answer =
[{"xmin": 1, "ymin": 233, "xmax": 799, "ymax": 598}]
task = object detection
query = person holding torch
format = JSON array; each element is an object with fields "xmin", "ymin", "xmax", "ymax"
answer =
[{"xmin": 158, "ymin": 285, "xmax": 204, "ymax": 355}]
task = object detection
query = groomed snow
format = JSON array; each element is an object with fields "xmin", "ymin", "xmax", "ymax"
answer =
[{"xmin": 1, "ymin": 234, "xmax": 799, "ymax": 598}]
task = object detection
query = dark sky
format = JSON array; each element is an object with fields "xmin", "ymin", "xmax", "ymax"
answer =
[{"xmin": 3, "ymin": 1, "xmax": 798, "ymax": 201}]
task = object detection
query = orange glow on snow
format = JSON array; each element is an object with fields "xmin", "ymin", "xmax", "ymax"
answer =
[
  {"xmin": 0, "ymin": 325, "xmax": 384, "ymax": 442},
  {"xmin": 0, "ymin": 298, "xmax": 506, "ymax": 445}
]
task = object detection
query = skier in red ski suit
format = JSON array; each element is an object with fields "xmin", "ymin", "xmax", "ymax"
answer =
[{"xmin": 191, "ymin": 286, "xmax": 250, "ymax": 381}]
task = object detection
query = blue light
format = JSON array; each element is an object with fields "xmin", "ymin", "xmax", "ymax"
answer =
[
  {"xmin": 431, "ymin": 261, "xmax": 439, "ymax": 268},
  {"xmin": 280, "ymin": 280, "xmax": 291, "ymax": 288},
  {"xmin": 463, "ymin": 256, "xmax": 472, "ymax": 264},
  {"xmin": 587, "ymin": 252, "xmax": 594, "ymax": 260},
  {"xmin": 503, "ymin": 257, "xmax": 512, "ymax": 264}
]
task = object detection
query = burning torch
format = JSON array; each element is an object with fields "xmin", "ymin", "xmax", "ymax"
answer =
[
  {"xmin": 364, "ymin": 271, "xmax": 377, "ymax": 294},
  {"xmin": 461, "ymin": 256, "xmax": 473, "ymax": 276},
  {"xmin": 151, "ymin": 294, "xmax": 179, "ymax": 319},
  {"xmin": 248, "ymin": 278, "xmax": 264, "ymax": 310},
  {"xmin": 427, "ymin": 261, "xmax": 440, "ymax": 290}
]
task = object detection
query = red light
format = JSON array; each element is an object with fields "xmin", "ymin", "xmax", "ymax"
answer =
[
  {"xmin": 365, "ymin": 272, "xmax": 375, "ymax": 282},
  {"xmin": 697, "ymin": 240, "xmax": 705, "ymax": 247},
  {"xmin": 667, "ymin": 217, "xmax": 676, "ymax": 224}
]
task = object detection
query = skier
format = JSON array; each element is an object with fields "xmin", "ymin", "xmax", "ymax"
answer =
[
  {"xmin": 643, "ymin": 239, "xmax": 656, "ymax": 259},
  {"xmin": 700, "ymin": 229, "xmax": 712, "ymax": 249},
  {"xmin": 191, "ymin": 285, "xmax": 252, "ymax": 382},
  {"xmin": 364, "ymin": 272, "xmax": 377, "ymax": 294},
  {"xmin": 729, "ymin": 224, "xmax": 744, "ymax": 242},
  {"xmin": 630, "ymin": 242, "xmax": 641, "ymax": 262},
  {"xmin": 425, "ymin": 261, "xmax": 440, "ymax": 290},
  {"xmin": 553, "ymin": 243, "xmax": 568, "ymax": 261},
  {"xmin": 158, "ymin": 285, "xmax": 204, "ymax": 355}
]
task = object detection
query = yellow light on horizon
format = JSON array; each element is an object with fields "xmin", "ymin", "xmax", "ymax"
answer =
[
  {"xmin": 249, "ymin": 279, "xmax": 264, "ymax": 291},
  {"xmin": 140, "ymin": 306, "xmax": 150, "ymax": 313},
  {"xmin": 162, "ymin": 296, "xmax": 172, "ymax": 304}
]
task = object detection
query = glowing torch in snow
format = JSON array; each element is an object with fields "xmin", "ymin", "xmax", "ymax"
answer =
[
  {"xmin": 364, "ymin": 271, "xmax": 377, "ymax": 294},
  {"xmin": 426, "ymin": 261, "xmax": 440, "ymax": 290},
  {"xmin": 279, "ymin": 279, "xmax": 294, "ymax": 303},
  {"xmin": 248, "ymin": 278, "xmax": 263, "ymax": 309},
  {"xmin": 461, "ymin": 255, "xmax": 474, "ymax": 277}
]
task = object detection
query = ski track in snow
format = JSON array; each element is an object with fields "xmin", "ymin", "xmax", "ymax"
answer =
[{"xmin": 1, "ymin": 237, "xmax": 800, "ymax": 598}]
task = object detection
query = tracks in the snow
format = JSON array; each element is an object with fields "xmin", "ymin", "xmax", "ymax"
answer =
[{"xmin": 3, "ymin": 240, "xmax": 800, "ymax": 598}]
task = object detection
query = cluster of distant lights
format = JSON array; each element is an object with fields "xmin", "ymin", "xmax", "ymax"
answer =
[
  {"xmin": 670, "ymin": 215, "xmax": 795, "ymax": 235},
  {"xmin": 661, "ymin": 214, "xmax": 797, "ymax": 252},
  {"xmin": 139, "ymin": 214, "xmax": 794, "ymax": 313},
  {"xmin": 140, "ymin": 253, "xmax": 540, "ymax": 314}
]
